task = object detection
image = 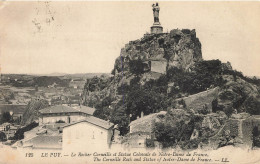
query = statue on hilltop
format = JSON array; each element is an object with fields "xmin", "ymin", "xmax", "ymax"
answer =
[
  {"xmin": 151, "ymin": 2, "xmax": 163, "ymax": 34},
  {"xmin": 152, "ymin": 2, "xmax": 160, "ymax": 23}
]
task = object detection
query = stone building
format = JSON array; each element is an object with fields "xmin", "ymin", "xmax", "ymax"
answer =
[
  {"xmin": 38, "ymin": 105, "xmax": 95, "ymax": 125},
  {"xmin": 62, "ymin": 116, "xmax": 115, "ymax": 151},
  {"xmin": 123, "ymin": 111, "xmax": 166, "ymax": 148}
]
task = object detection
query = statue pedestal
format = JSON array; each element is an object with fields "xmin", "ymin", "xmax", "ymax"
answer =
[{"xmin": 151, "ymin": 22, "xmax": 163, "ymax": 34}]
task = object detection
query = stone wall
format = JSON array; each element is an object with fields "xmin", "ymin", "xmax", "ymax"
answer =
[
  {"xmin": 177, "ymin": 87, "xmax": 219, "ymax": 112},
  {"xmin": 210, "ymin": 116, "xmax": 260, "ymax": 147},
  {"xmin": 122, "ymin": 132, "xmax": 151, "ymax": 148},
  {"xmin": 241, "ymin": 116, "xmax": 260, "ymax": 145},
  {"xmin": 223, "ymin": 119, "xmax": 241, "ymax": 137},
  {"xmin": 151, "ymin": 60, "xmax": 167, "ymax": 74}
]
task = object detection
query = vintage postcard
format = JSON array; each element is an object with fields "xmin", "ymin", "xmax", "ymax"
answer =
[{"xmin": 0, "ymin": 1, "xmax": 260, "ymax": 164}]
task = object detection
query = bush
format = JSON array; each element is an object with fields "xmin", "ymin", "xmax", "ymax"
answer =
[
  {"xmin": 198, "ymin": 104, "xmax": 210, "ymax": 115},
  {"xmin": 146, "ymin": 138, "xmax": 155, "ymax": 148},
  {"xmin": 126, "ymin": 87, "xmax": 167, "ymax": 120},
  {"xmin": 0, "ymin": 131, "xmax": 7, "ymax": 142},
  {"xmin": 153, "ymin": 110, "xmax": 195, "ymax": 148},
  {"xmin": 212, "ymin": 98, "xmax": 219, "ymax": 113},
  {"xmin": 11, "ymin": 122, "xmax": 39, "ymax": 140},
  {"xmin": 166, "ymin": 65, "xmax": 218, "ymax": 95},
  {"xmin": 129, "ymin": 59, "xmax": 147, "ymax": 75},
  {"xmin": 0, "ymin": 112, "xmax": 11, "ymax": 124},
  {"xmin": 223, "ymin": 106, "xmax": 234, "ymax": 118},
  {"xmin": 179, "ymin": 139, "xmax": 200, "ymax": 150},
  {"xmin": 243, "ymin": 96, "xmax": 260, "ymax": 115}
]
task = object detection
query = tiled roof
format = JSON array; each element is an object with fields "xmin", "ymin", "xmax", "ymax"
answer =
[
  {"xmin": 23, "ymin": 136, "xmax": 62, "ymax": 149},
  {"xmin": 39, "ymin": 105, "xmax": 76, "ymax": 114},
  {"xmin": 39, "ymin": 105, "xmax": 96, "ymax": 115},
  {"xmin": 63, "ymin": 116, "xmax": 114, "ymax": 130},
  {"xmin": 74, "ymin": 106, "xmax": 95, "ymax": 115}
]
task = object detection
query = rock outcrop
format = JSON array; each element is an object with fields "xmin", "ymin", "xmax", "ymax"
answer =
[
  {"xmin": 214, "ymin": 75, "xmax": 260, "ymax": 114},
  {"xmin": 113, "ymin": 29, "xmax": 202, "ymax": 75}
]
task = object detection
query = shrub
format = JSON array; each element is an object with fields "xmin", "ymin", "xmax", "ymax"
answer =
[
  {"xmin": 223, "ymin": 106, "xmax": 234, "ymax": 118},
  {"xmin": 146, "ymin": 138, "xmax": 155, "ymax": 148},
  {"xmin": 129, "ymin": 59, "xmax": 146, "ymax": 75},
  {"xmin": 243, "ymin": 96, "xmax": 260, "ymax": 115},
  {"xmin": 198, "ymin": 104, "xmax": 210, "ymax": 115},
  {"xmin": 12, "ymin": 122, "xmax": 39, "ymax": 140},
  {"xmin": 0, "ymin": 131, "xmax": 7, "ymax": 142}
]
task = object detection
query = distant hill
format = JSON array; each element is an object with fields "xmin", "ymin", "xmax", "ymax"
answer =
[
  {"xmin": 28, "ymin": 73, "xmax": 111, "ymax": 78},
  {"xmin": 63, "ymin": 73, "xmax": 112, "ymax": 79},
  {"xmin": 1, "ymin": 73, "xmax": 112, "ymax": 88}
]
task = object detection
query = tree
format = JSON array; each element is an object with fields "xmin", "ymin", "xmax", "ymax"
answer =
[
  {"xmin": 0, "ymin": 131, "xmax": 6, "ymax": 142},
  {"xmin": 1, "ymin": 112, "xmax": 11, "ymax": 123},
  {"xmin": 93, "ymin": 107, "xmax": 112, "ymax": 121},
  {"xmin": 146, "ymin": 138, "xmax": 155, "ymax": 148},
  {"xmin": 11, "ymin": 122, "xmax": 38, "ymax": 140},
  {"xmin": 129, "ymin": 59, "xmax": 146, "ymax": 75},
  {"xmin": 126, "ymin": 87, "xmax": 166, "ymax": 120},
  {"xmin": 223, "ymin": 106, "xmax": 234, "ymax": 118},
  {"xmin": 243, "ymin": 96, "xmax": 260, "ymax": 115},
  {"xmin": 153, "ymin": 110, "xmax": 195, "ymax": 148},
  {"xmin": 93, "ymin": 96, "xmax": 113, "ymax": 120},
  {"xmin": 110, "ymin": 107, "xmax": 129, "ymax": 135}
]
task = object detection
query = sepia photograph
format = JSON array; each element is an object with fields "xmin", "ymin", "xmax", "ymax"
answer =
[{"xmin": 0, "ymin": 1, "xmax": 260, "ymax": 163}]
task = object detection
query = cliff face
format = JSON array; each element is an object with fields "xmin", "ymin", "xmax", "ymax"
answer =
[{"xmin": 113, "ymin": 29, "xmax": 202, "ymax": 74}]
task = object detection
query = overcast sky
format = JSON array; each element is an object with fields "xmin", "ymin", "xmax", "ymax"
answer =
[{"xmin": 0, "ymin": 1, "xmax": 260, "ymax": 76}]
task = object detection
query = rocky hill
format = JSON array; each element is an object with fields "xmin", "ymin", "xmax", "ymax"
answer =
[
  {"xmin": 82, "ymin": 28, "xmax": 260, "ymax": 139},
  {"xmin": 113, "ymin": 29, "xmax": 202, "ymax": 75}
]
